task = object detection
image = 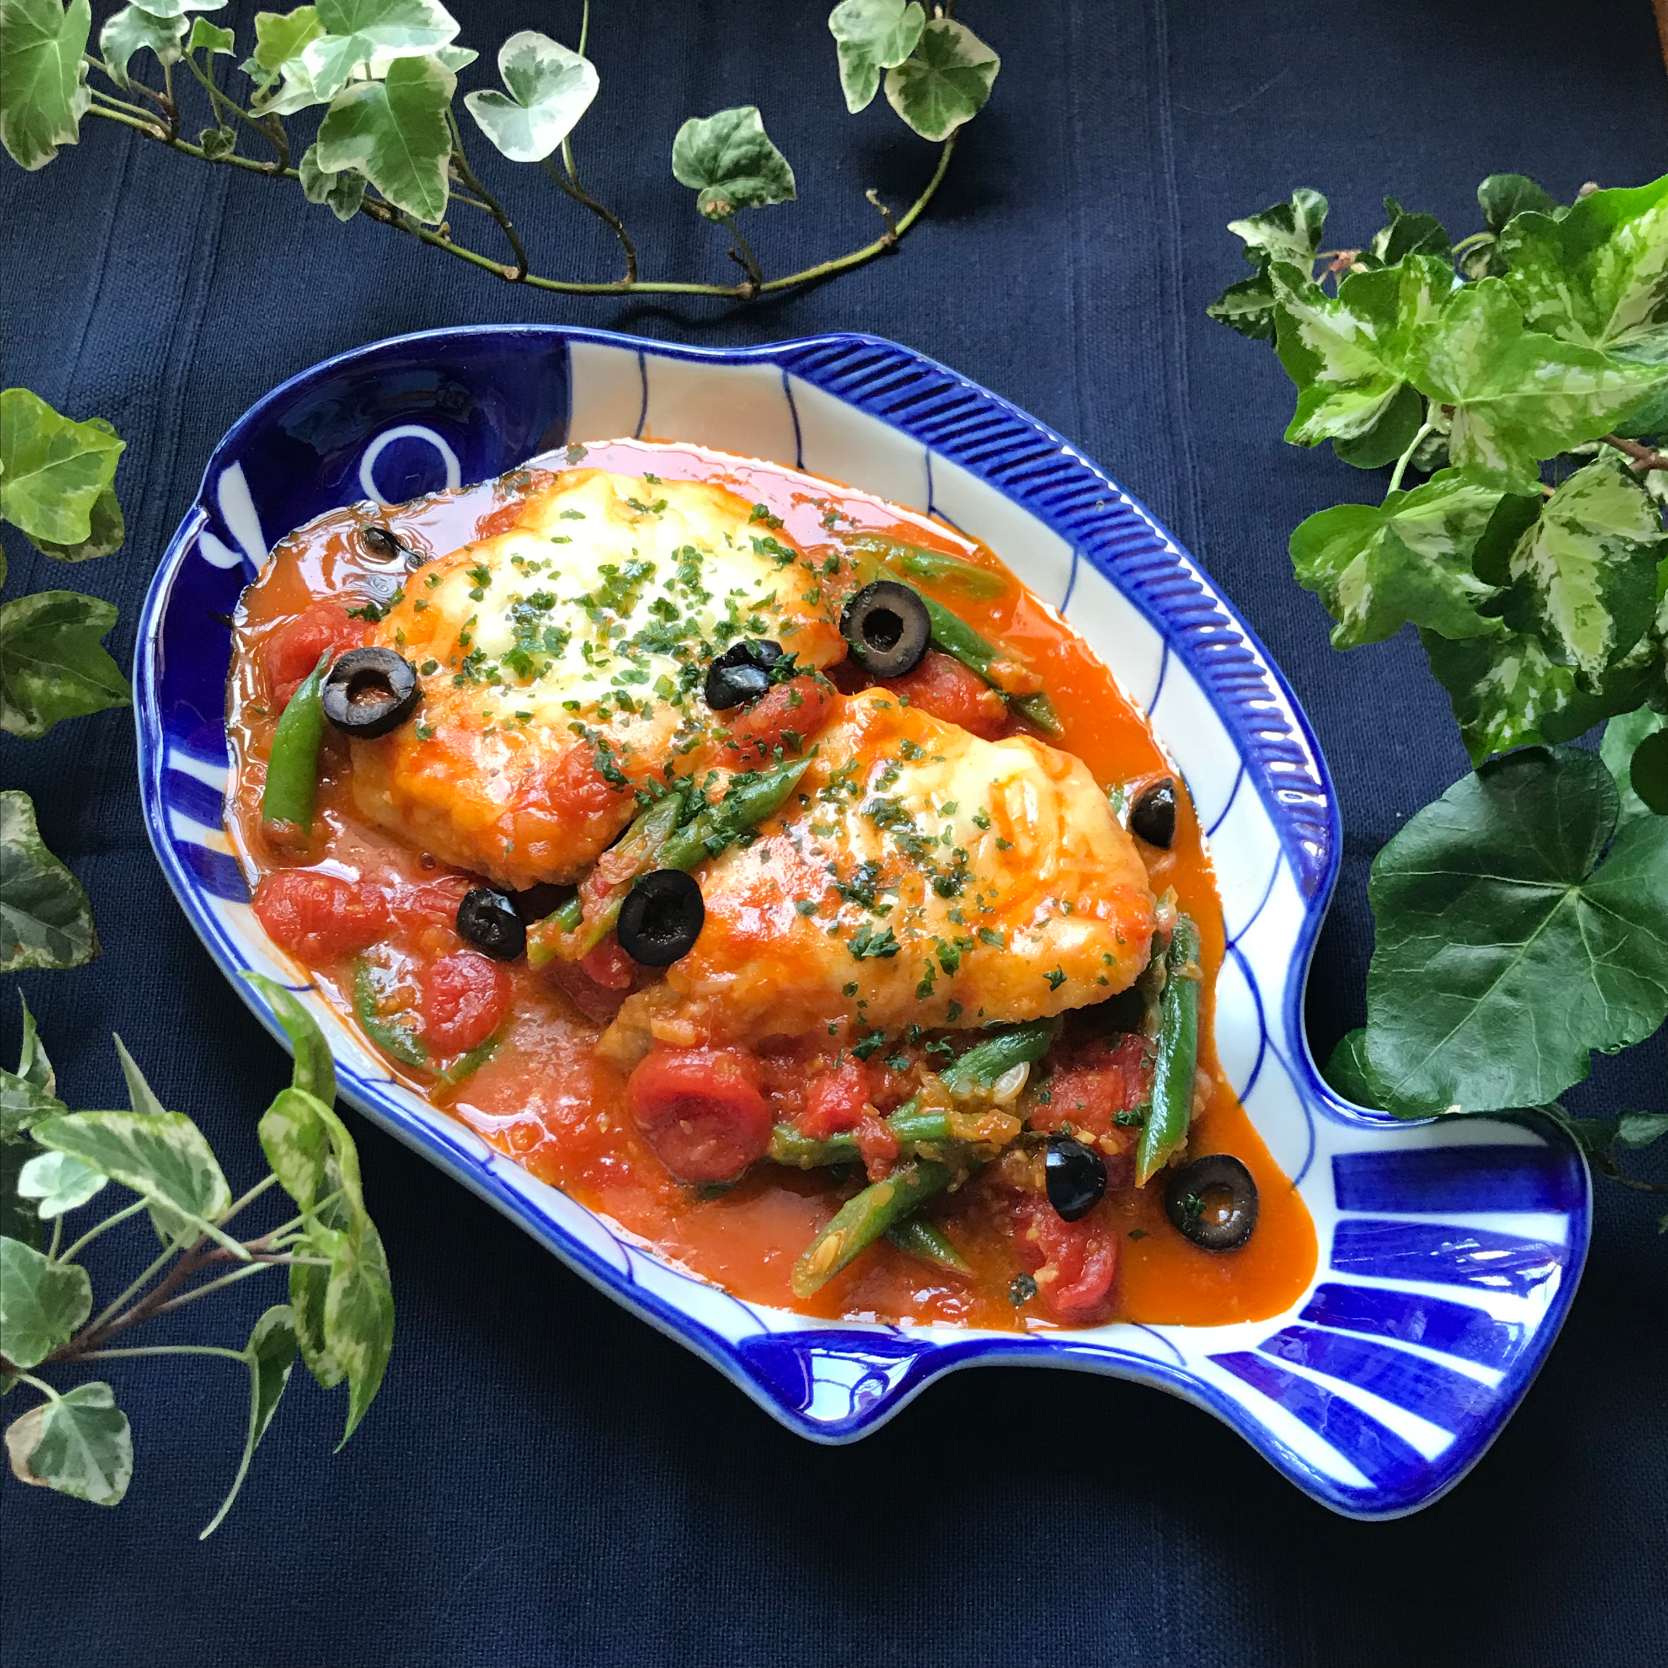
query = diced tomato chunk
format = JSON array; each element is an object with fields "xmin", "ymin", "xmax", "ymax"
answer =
[
  {"xmin": 1014, "ymin": 1196, "xmax": 1119, "ymax": 1323},
  {"xmin": 876, "ymin": 650, "xmax": 1007, "ymax": 739},
  {"xmin": 627, "ymin": 1047, "xmax": 772, "ymax": 1184},
  {"xmin": 722, "ymin": 676, "xmax": 834, "ymax": 768},
  {"xmin": 853, "ymin": 1115, "xmax": 899, "ymax": 1181},
  {"xmin": 253, "ymin": 870, "xmax": 387, "ymax": 961},
  {"xmin": 580, "ymin": 937, "xmax": 634, "ymax": 991},
  {"xmin": 1030, "ymin": 1034, "xmax": 1150, "ymax": 1138},
  {"xmin": 419, "ymin": 951, "xmax": 511, "ymax": 1054},
  {"xmin": 800, "ymin": 1057, "xmax": 874, "ymax": 1140},
  {"xmin": 264, "ymin": 602, "xmax": 362, "ymax": 711},
  {"xmin": 546, "ymin": 742, "xmax": 634, "ymax": 819}
]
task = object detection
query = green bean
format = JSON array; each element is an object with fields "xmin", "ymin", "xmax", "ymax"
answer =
[
  {"xmin": 792, "ymin": 1160, "xmax": 952, "ymax": 1297},
  {"xmin": 439, "ymin": 1033, "xmax": 500, "ymax": 1087},
  {"xmin": 570, "ymin": 791, "xmax": 688, "ymax": 955},
  {"xmin": 351, "ymin": 960, "xmax": 428, "ymax": 1068},
  {"xmin": 1134, "ymin": 915, "xmax": 1202, "ymax": 1185},
  {"xmin": 260, "ymin": 650, "xmax": 330, "ymax": 836},
  {"xmin": 658, "ymin": 755, "xmax": 812, "ymax": 871},
  {"xmin": 767, "ymin": 1020, "xmax": 1055, "ymax": 1169},
  {"xmin": 885, "ymin": 1215, "xmax": 970, "ymax": 1273},
  {"xmin": 844, "ymin": 536, "xmax": 1009, "ymax": 600}
]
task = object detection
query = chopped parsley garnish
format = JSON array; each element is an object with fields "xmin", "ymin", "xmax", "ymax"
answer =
[{"xmin": 848, "ymin": 924, "xmax": 900, "ymax": 960}]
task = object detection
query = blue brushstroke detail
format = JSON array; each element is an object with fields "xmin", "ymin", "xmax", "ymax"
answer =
[
  {"xmin": 1226, "ymin": 853, "xmax": 1281, "ymax": 951},
  {"xmin": 1128, "ymin": 1323, "xmax": 1186, "ymax": 1367},
  {"xmin": 1059, "ymin": 546, "xmax": 1080, "ymax": 614},
  {"xmin": 781, "ymin": 368, "xmax": 803, "ymax": 469},
  {"xmin": 1206, "ymin": 761, "xmax": 1245, "ymax": 837},
  {"xmin": 1225, "ymin": 942, "xmax": 1268, "ymax": 1106},
  {"xmin": 924, "ymin": 446, "xmax": 935, "ymax": 514},
  {"xmin": 1333, "ymin": 1146, "xmax": 1584, "ymax": 1216},
  {"xmin": 1300, "ymin": 1283, "xmax": 1524, "ymax": 1370},
  {"xmin": 1212, "ymin": 1351, "xmax": 1429, "ymax": 1493},
  {"xmin": 164, "ymin": 768, "xmax": 225, "ymax": 829},
  {"xmin": 1258, "ymin": 1325, "xmax": 1492, "ymax": 1432},
  {"xmin": 1331, "ymin": 1219, "xmax": 1566, "ymax": 1298},
  {"xmin": 1147, "ymin": 638, "xmax": 1169, "ymax": 717},
  {"xmin": 634, "ymin": 348, "xmax": 648, "ymax": 438},
  {"xmin": 175, "ymin": 839, "xmax": 248, "ymax": 902}
]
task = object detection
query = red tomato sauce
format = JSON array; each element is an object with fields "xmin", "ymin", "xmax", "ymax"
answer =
[{"xmin": 225, "ymin": 439, "xmax": 1316, "ymax": 1331}]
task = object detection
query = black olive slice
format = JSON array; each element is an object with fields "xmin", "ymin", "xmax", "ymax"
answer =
[
  {"xmin": 1165, "ymin": 1153, "xmax": 1258, "ymax": 1250},
  {"xmin": 358, "ymin": 525, "xmax": 406, "ymax": 562},
  {"xmin": 321, "ymin": 647, "xmax": 420, "ymax": 739},
  {"xmin": 1129, "ymin": 777, "xmax": 1177, "ymax": 848},
  {"xmin": 704, "ymin": 639, "xmax": 784, "ymax": 710},
  {"xmin": 510, "ymin": 882, "xmax": 572, "ymax": 923},
  {"xmin": 839, "ymin": 580, "xmax": 931, "ymax": 678},
  {"xmin": 617, "ymin": 869, "xmax": 705, "ymax": 966},
  {"xmin": 456, "ymin": 888, "xmax": 526, "ymax": 961},
  {"xmin": 1045, "ymin": 1133, "xmax": 1108, "ymax": 1222}
]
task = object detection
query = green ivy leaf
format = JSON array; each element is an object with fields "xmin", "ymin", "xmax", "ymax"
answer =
[
  {"xmin": 129, "ymin": 0, "xmax": 229, "ymax": 18},
  {"xmin": 5, "ymin": 1382, "xmax": 131, "ymax": 1505},
  {"xmin": 0, "ymin": 791, "xmax": 97, "ymax": 971},
  {"xmin": 1478, "ymin": 173, "xmax": 1557, "ymax": 235},
  {"xmin": 1361, "ymin": 745, "xmax": 1668, "ymax": 1114},
  {"xmin": 0, "ymin": 1235, "xmax": 91, "ymax": 1368},
  {"xmin": 1366, "ymin": 196, "xmax": 1450, "ymax": 267},
  {"xmin": 1495, "ymin": 456, "xmax": 1665, "ymax": 683},
  {"xmin": 314, "ymin": 51, "xmax": 454, "ymax": 224},
  {"xmin": 463, "ymin": 29, "xmax": 597, "ymax": 164},
  {"xmin": 0, "ymin": 590, "xmax": 131, "ymax": 739},
  {"xmin": 1, "ymin": 1067, "xmax": 63, "ymax": 1142},
  {"xmin": 0, "ymin": 0, "xmax": 92, "ymax": 169},
  {"xmin": 1630, "ymin": 724, "xmax": 1668, "ymax": 816},
  {"xmin": 883, "ymin": 16, "xmax": 998, "ymax": 142},
  {"xmin": 1270, "ymin": 256, "xmax": 1451, "ymax": 467},
  {"xmin": 323, "ymin": 1212, "xmax": 393, "ymax": 1447},
  {"xmin": 828, "ymin": 0, "xmax": 924, "ymax": 114},
  {"xmin": 1207, "ymin": 189, "xmax": 1328, "ymax": 340},
  {"xmin": 32, "ymin": 1108, "xmax": 239, "ymax": 1251},
  {"xmin": 1499, "ymin": 176, "xmax": 1668, "ymax": 354},
  {"xmin": 297, "ymin": 140, "xmax": 366, "ymax": 219},
  {"xmin": 17, "ymin": 1150, "xmax": 108, "ymax": 1217},
  {"xmin": 200, "ymin": 1304, "xmax": 296, "ymax": 1538},
  {"xmin": 1421, "ymin": 623, "xmax": 1649, "ymax": 765},
  {"xmin": 302, "ymin": 0, "xmax": 458, "ymax": 102},
  {"xmin": 1617, "ymin": 1108, "xmax": 1668, "ymax": 1149},
  {"xmin": 244, "ymin": 6, "xmax": 321, "ymax": 88},
  {"xmin": 244, "ymin": 972, "xmax": 338, "ymax": 1105},
  {"xmin": 671, "ymin": 106, "xmax": 796, "ymax": 221},
  {"xmin": 98, "ymin": 5, "xmax": 189, "ymax": 88},
  {"xmin": 198, "ymin": 123, "xmax": 235, "ymax": 159},
  {"xmin": 1604, "ymin": 706, "xmax": 1668, "ymax": 829},
  {"xmin": 186, "ymin": 15, "xmax": 232, "ymax": 54},
  {"xmin": 0, "ymin": 388, "xmax": 124, "ymax": 549},
  {"xmin": 14, "ymin": 993, "xmax": 56, "ymax": 1097},
  {"xmin": 1323, "ymin": 1028, "xmax": 1385, "ymax": 1108},
  {"xmin": 113, "ymin": 1034, "xmax": 165, "ymax": 1118},
  {"xmin": 1288, "ymin": 468, "xmax": 1517, "ymax": 648}
]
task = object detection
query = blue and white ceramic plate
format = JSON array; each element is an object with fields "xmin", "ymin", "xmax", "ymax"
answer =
[{"xmin": 135, "ymin": 325, "xmax": 1588, "ymax": 1518}]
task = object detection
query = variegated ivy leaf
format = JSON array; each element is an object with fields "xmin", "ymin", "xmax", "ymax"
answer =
[
  {"xmin": 1270, "ymin": 255, "xmax": 1453, "ymax": 468},
  {"xmin": 323, "ymin": 1212, "xmax": 393, "ymax": 1446},
  {"xmin": 187, "ymin": 16, "xmax": 233, "ymax": 55},
  {"xmin": 242, "ymin": 6, "xmax": 322, "ymax": 91},
  {"xmin": 0, "ymin": 590, "xmax": 131, "ymax": 739},
  {"xmin": 1499, "ymin": 176, "xmax": 1668, "ymax": 353},
  {"xmin": 126, "ymin": 0, "xmax": 226, "ymax": 18},
  {"xmin": 23, "ymin": 418, "xmax": 124, "ymax": 563},
  {"xmin": 1496, "ymin": 456, "xmax": 1665, "ymax": 683},
  {"xmin": 99, "ymin": 5, "xmax": 189, "ymax": 88},
  {"xmin": 0, "ymin": 1235, "xmax": 91, "ymax": 1368},
  {"xmin": 672, "ymin": 106, "xmax": 796, "ymax": 221},
  {"xmin": 0, "ymin": 0, "xmax": 92, "ymax": 169},
  {"xmin": 1206, "ymin": 189, "xmax": 1328, "ymax": 340},
  {"xmin": 315, "ymin": 52, "xmax": 454, "ymax": 224},
  {"xmin": 298, "ymin": 141, "xmax": 366, "ymax": 219},
  {"xmin": 200, "ymin": 1304, "xmax": 297, "ymax": 1538},
  {"xmin": 828, "ymin": 0, "xmax": 925, "ymax": 114},
  {"xmin": 884, "ymin": 17, "xmax": 998, "ymax": 143},
  {"xmin": 0, "ymin": 791, "xmax": 97, "ymax": 972},
  {"xmin": 1288, "ymin": 468, "xmax": 1519, "ymax": 649},
  {"xmin": 244, "ymin": 972, "xmax": 339, "ymax": 1104},
  {"xmin": 17, "ymin": 1149, "xmax": 109, "ymax": 1217},
  {"xmin": 0, "ymin": 388, "xmax": 124, "ymax": 549},
  {"xmin": 463, "ymin": 30, "xmax": 597, "ymax": 164},
  {"xmin": 1421, "ymin": 622, "xmax": 1650, "ymax": 765},
  {"xmin": 15, "ymin": 992, "xmax": 57, "ymax": 1098},
  {"xmin": 301, "ymin": 0, "xmax": 459, "ymax": 102},
  {"xmin": 32, "ymin": 1108, "xmax": 237, "ymax": 1250},
  {"xmin": 5, "ymin": 1381, "xmax": 131, "ymax": 1505},
  {"xmin": 1409, "ymin": 279, "xmax": 1668, "ymax": 490}
]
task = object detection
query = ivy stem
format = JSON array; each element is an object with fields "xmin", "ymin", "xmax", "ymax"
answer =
[
  {"xmin": 1449, "ymin": 230, "xmax": 1493, "ymax": 256},
  {"xmin": 544, "ymin": 156, "xmax": 639, "ymax": 286},
  {"xmin": 87, "ymin": 84, "xmax": 158, "ymax": 122},
  {"xmin": 47, "ymin": 1216, "xmax": 63, "ymax": 1259},
  {"xmin": 1600, "ymin": 432, "xmax": 1668, "ymax": 472},
  {"xmin": 220, "ymin": 1171, "xmax": 282, "ymax": 1229},
  {"xmin": 57, "ymin": 1197, "xmax": 148, "ymax": 1264},
  {"xmin": 72, "ymin": 1344, "xmax": 248, "ymax": 1365},
  {"xmin": 79, "ymin": 1232, "xmax": 196, "ymax": 1338},
  {"xmin": 445, "ymin": 108, "xmax": 528, "ymax": 280},
  {"xmin": 180, "ymin": 51, "xmax": 287, "ymax": 172},
  {"xmin": 1387, "ymin": 420, "xmax": 1435, "ymax": 495},
  {"xmin": 722, "ymin": 216, "xmax": 764, "ymax": 291},
  {"xmin": 143, "ymin": 1256, "xmax": 326, "ymax": 1323},
  {"xmin": 15, "ymin": 1372, "xmax": 62, "ymax": 1403}
]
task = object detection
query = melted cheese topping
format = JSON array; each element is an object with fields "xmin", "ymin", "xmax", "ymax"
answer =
[
  {"xmin": 604, "ymin": 689, "xmax": 1155, "ymax": 1051},
  {"xmin": 348, "ymin": 470, "xmax": 846, "ymax": 886}
]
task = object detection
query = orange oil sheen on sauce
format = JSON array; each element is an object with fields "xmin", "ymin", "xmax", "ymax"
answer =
[{"xmin": 225, "ymin": 438, "xmax": 1317, "ymax": 1330}]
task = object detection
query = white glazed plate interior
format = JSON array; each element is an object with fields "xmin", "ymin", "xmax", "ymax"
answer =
[{"xmin": 135, "ymin": 326, "xmax": 1589, "ymax": 1518}]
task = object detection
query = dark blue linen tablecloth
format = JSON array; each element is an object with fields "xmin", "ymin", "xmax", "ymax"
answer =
[{"xmin": 3, "ymin": 4, "xmax": 1665, "ymax": 1664}]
